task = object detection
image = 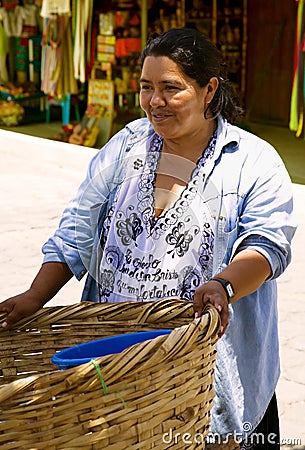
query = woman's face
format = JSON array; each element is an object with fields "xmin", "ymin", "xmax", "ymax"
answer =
[{"xmin": 140, "ymin": 56, "xmax": 217, "ymax": 141}]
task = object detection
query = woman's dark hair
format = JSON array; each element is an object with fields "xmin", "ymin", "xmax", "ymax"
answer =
[{"xmin": 140, "ymin": 28, "xmax": 242, "ymax": 123}]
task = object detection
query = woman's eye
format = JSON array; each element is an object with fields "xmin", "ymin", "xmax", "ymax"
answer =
[
  {"xmin": 165, "ymin": 85, "xmax": 179, "ymax": 91},
  {"xmin": 140, "ymin": 85, "xmax": 152, "ymax": 91}
]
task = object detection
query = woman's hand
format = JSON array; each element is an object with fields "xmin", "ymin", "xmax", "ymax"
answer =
[
  {"xmin": 193, "ymin": 250, "xmax": 272, "ymax": 338},
  {"xmin": 0, "ymin": 262, "xmax": 73, "ymax": 329},
  {"xmin": 0, "ymin": 291, "xmax": 44, "ymax": 329},
  {"xmin": 193, "ymin": 280, "xmax": 230, "ymax": 337}
]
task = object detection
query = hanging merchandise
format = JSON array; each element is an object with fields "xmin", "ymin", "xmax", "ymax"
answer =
[
  {"xmin": 96, "ymin": 12, "xmax": 116, "ymax": 70},
  {"xmin": 0, "ymin": 17, "xmax": 9, "ymax": 82},
  {"xmin": 17, "ymin": 2, "xmax": 40, "ymax": 83},
  {"xmin": 1, "ymin": 0, "xmax": 19, "ymax": 10},
  {"xmin": 28, "ymin": 35, "xmax": 42, "ymax": 84},
  {"xmin": 289, "ymin": 0, "xmax": 305, "ymax": 138},
  {"xmin": 41, "ymin": 0, "xmax": 78, "ymax": 97},
  {"xmin": 115, "ymin": 9, "xmax": 141, "ymax": 59},
  {"xmin": 40, "ymin": 0, "xmax": 70, "ymax": 16},
  {"xmin": 72, "ymin": 0, "xmax": 93, "ymax": 83},
  {"xmin": 0, "ymin": 5, "xmax": 22, "ymax": 37}
]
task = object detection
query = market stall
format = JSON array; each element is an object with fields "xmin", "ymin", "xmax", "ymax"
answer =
[{"xmin": 0, "ymin": 0, "xmax": 248, "ymax": 145}]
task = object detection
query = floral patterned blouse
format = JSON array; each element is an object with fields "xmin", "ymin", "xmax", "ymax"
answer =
[{"xmin": 98, "ymin": 130, "xmax": 217, "ymax": 302}]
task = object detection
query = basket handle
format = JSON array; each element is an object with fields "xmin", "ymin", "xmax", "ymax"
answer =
[
  {"xmin": 135, "ymin": 297, "xmax": 193, "ymax": 323},
  {"xmin": 67, "ymin": 304, "xmax": 220, "ymax": 388},
  {"xmin": 0, "ymin": 299, "xmax": 193, "ymax": 330},
  {"xmin": 0, "ymin": 305, "xmax": 220, "ymax": 406}
]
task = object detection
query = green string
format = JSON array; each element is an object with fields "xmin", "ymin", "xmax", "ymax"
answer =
[
  {"xmin": 91, "ymin": 359, "xmax": 108, "ymax": 395},
  {"xmin": 91, "ymin": 359, "xmax": 128, "ymax": 408},
  {"xmin": 116, "ymin": 388, "xmax": 128, "ymax": 409}
]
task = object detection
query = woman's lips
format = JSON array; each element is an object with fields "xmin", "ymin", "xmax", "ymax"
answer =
[{"xmin": 151, "ymin": 112, "xmax": 172, "ymax": 122}]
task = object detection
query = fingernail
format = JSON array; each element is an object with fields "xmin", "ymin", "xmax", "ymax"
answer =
[
  {"xmin": 2, "ymin": 321, "xmax": 8, "ymax": 328},
  {"xmin": 195, "ymin": 312, "xmax": 199, "ymax": 318},
  {"xmin": 216, "ymin": 305, "xmax": 222, "ymax": 312}
]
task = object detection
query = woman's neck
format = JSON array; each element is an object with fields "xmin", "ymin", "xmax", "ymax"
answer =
[{"xmin": 162, "ymin": 119, "xmax": 217, "ymax": 163}]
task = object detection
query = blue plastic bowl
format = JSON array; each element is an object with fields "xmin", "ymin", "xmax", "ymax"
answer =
[{"xmin": 52, "ymin": 329, "xmax": 172, "ymax": 370}]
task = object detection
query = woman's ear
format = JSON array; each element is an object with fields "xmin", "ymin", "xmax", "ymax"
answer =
[{"xmin": 205, "ymin": 77, "xmax": 219, "ymax": 104}]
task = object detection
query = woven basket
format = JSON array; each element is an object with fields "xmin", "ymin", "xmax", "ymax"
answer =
[
  {"xmin": 0, "ymin": 299, "xmax": 237, "ymax": 449},
  {"xmin": 0, "ymin": 299, "xmax": 195, "ymax": 384}
]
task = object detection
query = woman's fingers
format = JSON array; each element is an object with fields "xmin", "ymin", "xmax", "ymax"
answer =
[{"xmin": 194, "ymin": 281, "xmax": 230, "ymax": 337}]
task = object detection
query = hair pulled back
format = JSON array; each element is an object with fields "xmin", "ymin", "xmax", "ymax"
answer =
[{"xmin": 140, "ymin": 28, "xmax": 242, "ymax": 124}]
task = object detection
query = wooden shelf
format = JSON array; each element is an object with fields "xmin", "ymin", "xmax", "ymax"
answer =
[{"xmin": 184, "ymin": 0, "xmax": 247, "ymax": 105}]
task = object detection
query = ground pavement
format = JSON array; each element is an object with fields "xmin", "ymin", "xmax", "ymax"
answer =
[{"xmin": 1, "ymin": 130, "xmax": 304, "ymax": 448}]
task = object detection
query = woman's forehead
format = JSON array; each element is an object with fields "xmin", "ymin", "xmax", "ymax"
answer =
[{"xmin": 141, "ymin": 56, "xmax": 193, "ymax": 83}]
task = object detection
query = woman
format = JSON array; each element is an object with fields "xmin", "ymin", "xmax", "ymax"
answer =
[{"xmin": 0, "ymin": 29, "xmax": 296, "ymax": 448}]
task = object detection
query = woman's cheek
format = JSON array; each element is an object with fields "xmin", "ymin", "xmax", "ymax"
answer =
[{"xmin": 139, "ymin": 92, "xmax": 148, "ymax": 108}]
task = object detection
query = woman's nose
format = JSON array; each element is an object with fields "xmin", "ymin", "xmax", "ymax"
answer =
[{"xmin": 150, "ymin": 89, "xmax": 166, "ymax": 107}]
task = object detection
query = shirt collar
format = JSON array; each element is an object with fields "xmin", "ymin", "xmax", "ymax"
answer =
[
  {"xmin": 215, "ymin": 116, "xmax": 241, "ymax": 153},
  {"xmin": 125, "ymin": 116, "xmax": 241, "ymax": 155}
]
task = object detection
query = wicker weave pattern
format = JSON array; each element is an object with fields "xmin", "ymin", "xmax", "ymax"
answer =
[
  {"xmin": 0, "ymin": 299, "xmax": 194, "ymax": 384},
  {"xmin": 0, "ymin": 300, "xmax": 222, "ymax": 449}
]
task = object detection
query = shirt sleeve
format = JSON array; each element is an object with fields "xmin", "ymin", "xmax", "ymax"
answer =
[
  {"xmin": 234, "ymin": 234, "xmax": 287, "ymax": 280},
  {"xmin": 42, "ymin": 127, "xmax": 130, "ymax": 280},
  {"xmin": 231, "ymin": 145, "xmax": 297, "ymax": 280}
]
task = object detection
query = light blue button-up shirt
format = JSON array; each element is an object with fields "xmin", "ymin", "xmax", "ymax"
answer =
[{"xmin": 42, "ymin": 117, "xmax": 296, "ymax": 439}]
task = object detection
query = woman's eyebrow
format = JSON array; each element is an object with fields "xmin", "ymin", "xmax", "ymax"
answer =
[{"xmin": 140, "ymin": 77, "xmax": 184, "ymax": 86}]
